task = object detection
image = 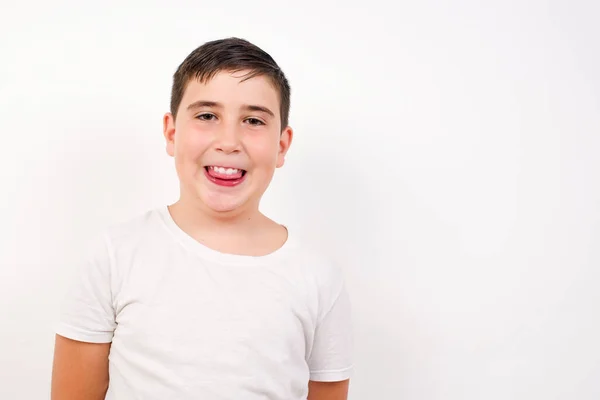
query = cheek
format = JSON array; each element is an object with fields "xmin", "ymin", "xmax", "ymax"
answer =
[
  {"xmin": 246, "ymin": 136, "xmax": 280, "ymax": 166},
  {"xmin": 176, "ymin": 129, "xmax": 209, "ymax": 160}
]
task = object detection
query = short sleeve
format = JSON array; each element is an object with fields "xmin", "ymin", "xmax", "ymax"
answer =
[
  {"xmin": 307, "ymin": 278, "xmax": 354, "ymax": 382},
  {"xmin": 55, "ymin": 233, "xmax": 116, "ymax": 343}
]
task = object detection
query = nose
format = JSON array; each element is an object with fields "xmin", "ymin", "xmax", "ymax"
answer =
[{"xmin": 215, "ymin": 122, "xmax": 241, "ymax": 154}]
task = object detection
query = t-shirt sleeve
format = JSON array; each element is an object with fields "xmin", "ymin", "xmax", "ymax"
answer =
[
  {"xmin": 54, "ymin": 233, "xmax": 116, "ymax": 343},
  {"xmin": 307, "ymin": 273, "xmax": 354, "ymax": 382}
]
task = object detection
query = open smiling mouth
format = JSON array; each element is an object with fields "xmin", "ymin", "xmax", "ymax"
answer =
[{"xmin": 204, "ymin": 166, "xmax": 247, "ymax": 187}]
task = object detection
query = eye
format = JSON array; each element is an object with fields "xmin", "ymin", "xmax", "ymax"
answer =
[
  {"xmin": 245, "ymin": 117, "xmax": 265, "ymax": 126},
  {"xmin": 196, "ymin": 113, "xmax": 217, "ymax": 121}
]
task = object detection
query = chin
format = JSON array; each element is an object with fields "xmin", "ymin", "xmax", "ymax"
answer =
[
  {"xmin": 200, "ymin": 192, "xmax": 250, "ymax": 215},
  {"xmin": 181, "ymin": 173, "xmax": 260, "ymax": 215}
]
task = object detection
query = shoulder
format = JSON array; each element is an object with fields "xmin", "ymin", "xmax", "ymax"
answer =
[
  {"xmin": 92, "ymin": 207, "xmax": 169, "ymax": 253},
  {"xmin": 285, "ymin": 235, "xmax": 347, "ymax": 293},
  {"xmin": 79, "ymin": 207, "xmax": 168, "ymax": 269},
  {"xmin": 75, "ymin": 207, "xmax": 169, "ymax": 291},
  {"xmin": 104, "ymin": 207, "xmax": 164, "ymax": 243},
  {"xmin": 285, "ymin": 236, "xmax": 352, "ymax": 323}
]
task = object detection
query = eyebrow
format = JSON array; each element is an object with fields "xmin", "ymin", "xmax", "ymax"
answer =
[
  {"xmin": 187, "ymin": 100, "xmax": 221, "ymax": 111},
  {"xmin": 186, "ymin": 100, "xmax": 275, "ymax": 118}
]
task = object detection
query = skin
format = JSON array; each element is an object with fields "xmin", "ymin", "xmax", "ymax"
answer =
[
  {"xmin": 51, "ymin": 335, "xmax": 110, "ymax": 400},
  {"xmin": 51, "ymin": 70, "xmax": 349, "ymax": 399},
  {"xmin": 308, "ymin": 380, "xmax": 350, "ymax": 400}
]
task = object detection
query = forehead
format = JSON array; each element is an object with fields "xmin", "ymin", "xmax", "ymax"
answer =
[{"xmin": 181, "ymin": 70, "xmax": 279, "ymax": 111}]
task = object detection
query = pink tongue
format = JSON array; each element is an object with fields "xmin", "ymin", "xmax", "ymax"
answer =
[{"xmin": 207, "ymin": 168, "xmax": 243, "ymax": 180}]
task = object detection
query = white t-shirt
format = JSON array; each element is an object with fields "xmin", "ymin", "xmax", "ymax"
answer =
[{"xmin": 55, "ymin": 206, "xmax": 353, "ymax": 399}]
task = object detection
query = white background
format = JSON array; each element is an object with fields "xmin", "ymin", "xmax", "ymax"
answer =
[{"xmin": 1, "ymin": 0, "xmax": 599, "ymax": 399}]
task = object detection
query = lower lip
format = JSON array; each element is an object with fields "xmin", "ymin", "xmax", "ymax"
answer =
[{"xmin": 203, "ymin": 168, "xmax": 247, "ymax": 187}]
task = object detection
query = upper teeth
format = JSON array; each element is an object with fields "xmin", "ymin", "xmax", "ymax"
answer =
[{"xmin": 211, "ymin": 166, "xmax": 240, "ymax": 175}]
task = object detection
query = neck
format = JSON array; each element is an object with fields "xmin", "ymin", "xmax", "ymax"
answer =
[
  {"xmin": 167, "ymin": 195, "xmax": 286, "ymax": 257},
  {"xmin": 169, "ymin": 197, "xmax": 266, "ymax": 237}
]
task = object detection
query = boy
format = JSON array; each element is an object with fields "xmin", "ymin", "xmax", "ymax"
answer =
[{"xmin": 51, "ymin": 37, "xmax": 353, "ymax": 400}]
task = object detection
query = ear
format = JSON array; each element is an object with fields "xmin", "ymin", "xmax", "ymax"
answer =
[
  {"xmin": 163, "ymin": 113, "xmax": 176, "ymax": 157},
  {"xmin": 276, "ymin": 126, "xmax": 293, "ymax": 168}
]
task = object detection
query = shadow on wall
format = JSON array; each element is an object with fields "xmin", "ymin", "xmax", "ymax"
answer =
[
  {"xmin": 286, "ymin": 145, "xmax": 471, "ymax": 399},
  {"xmin": 287, "ymin": 147, "xmax": 373, "ymax": 264}
]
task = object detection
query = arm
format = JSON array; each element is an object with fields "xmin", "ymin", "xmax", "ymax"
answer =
[
  {"xmin": 51, "ymin": 334, "xmax": 111, "ymax": 400},
  {"xmin": 308, "ymin": 379, "xmax": 349, "ymax": 400},
  {"xmin": 308, "ymin": 266, "xmax": 353, "ymax": 400}
]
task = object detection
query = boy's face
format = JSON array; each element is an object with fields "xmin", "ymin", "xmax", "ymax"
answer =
[{"xmin": 163, "ymin": 70, "xmax": 292, "ymax": 216}]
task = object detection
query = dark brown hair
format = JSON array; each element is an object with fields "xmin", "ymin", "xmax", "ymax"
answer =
[{"xmin": 170, "ymin": 37, "xmax": 291, "ymax": 130}]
